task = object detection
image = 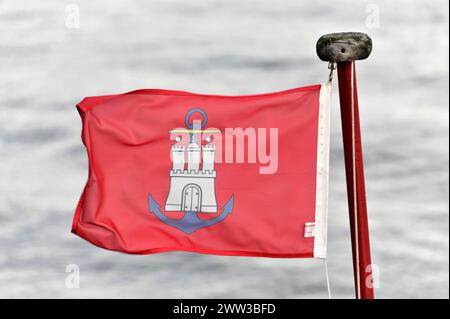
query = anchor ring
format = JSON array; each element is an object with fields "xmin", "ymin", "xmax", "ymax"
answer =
[{"xmin": 185, "ymin": 108, "xmax": 208, "ymax": 129}]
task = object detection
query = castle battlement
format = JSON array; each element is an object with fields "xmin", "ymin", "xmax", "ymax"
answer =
[
  {"xmin": 170, "ymin": 169, "xmax": 216, "ymax": 178},
  {"xmin": 187, "ymin": 143, "xmax": 200, "ymax": 150},
  {"xmin": 202, "ymin": 144, "xmax": 215, "ymax": 150},
  {"xmin": 172, "ymin": 145, "xmax": 185, "ymax": 151}
]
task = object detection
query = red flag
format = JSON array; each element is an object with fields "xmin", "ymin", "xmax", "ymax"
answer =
[{"xmin": 72, "ymin": 84, "xmax": 331, "ymax": 258}]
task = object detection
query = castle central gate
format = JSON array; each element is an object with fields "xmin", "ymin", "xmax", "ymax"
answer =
[{"xmin": 182, "ymin": 184, "xmax": 202, "ymax": 212}]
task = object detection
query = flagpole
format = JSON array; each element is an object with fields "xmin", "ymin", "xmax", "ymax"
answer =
[{"xmin": 316, "ymin": 32, "xmax": 375, "ymax": 299}]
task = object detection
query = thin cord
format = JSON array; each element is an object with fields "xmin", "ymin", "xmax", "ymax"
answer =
[
  {"xmin": 324, "ymin": 259, "xmax": 331, "ymax": 299},
  {"xmin": 351, "ymin": 62, "xmax": 361, "ymax": 299},
  {"xmin": 328, "ymin": 62, "xmax": 336, "ymax": 83}
]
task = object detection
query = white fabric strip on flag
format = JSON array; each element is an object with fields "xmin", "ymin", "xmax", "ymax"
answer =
[{"xmin": 313, "ymin": 82, "xmax": 332, "ymax": 259}]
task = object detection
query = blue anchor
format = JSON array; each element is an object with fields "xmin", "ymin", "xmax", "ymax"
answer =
[{"xmin": 148, "ymin": 194, "xmax": 234, "ymax": 234}]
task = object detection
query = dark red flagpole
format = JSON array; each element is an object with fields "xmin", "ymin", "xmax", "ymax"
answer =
[{"xmin": 317, "ymin": 32, "xmax": 375, "ymax": 299}]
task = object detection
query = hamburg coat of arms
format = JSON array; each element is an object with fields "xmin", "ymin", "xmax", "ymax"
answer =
[{"xmin": 148, "ymin": 108, "xmax": 234, "ymax": 234}]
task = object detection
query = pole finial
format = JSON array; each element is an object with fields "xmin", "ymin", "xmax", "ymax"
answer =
[{"xmin": 316, "ymin": 32, "xmax": 372, "ymax": 63}]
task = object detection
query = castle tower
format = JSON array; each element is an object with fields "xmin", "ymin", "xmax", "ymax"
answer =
[
  {"xmin": 171, "ymin": 136, "xmax": 185, "ymax": 172},
  {"xmin": 202, "ymin": 136, "xmax": 215, "ymax": 172},
  {"xmin": 187, "ymin": 140, "xmax": 201, "ymax": 172}
]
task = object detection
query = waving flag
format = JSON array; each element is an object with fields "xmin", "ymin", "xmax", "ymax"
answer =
[{"xmin": 72, "ymin": 83, "xmax": 331, "ymax": 258}]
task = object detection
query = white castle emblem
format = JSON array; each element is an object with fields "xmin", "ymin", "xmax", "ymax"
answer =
[
  {"xmin": 165, "ymin": 111, "xmax": 219, "ymax": 213},
  {"xmin": 148, "ymin": 108, "xmax": 234, "ymax": 234}
]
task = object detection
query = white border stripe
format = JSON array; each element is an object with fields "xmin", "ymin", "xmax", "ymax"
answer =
[{"xmin": 313, "ymin": 83, "xmax": 332, "ymax": 259}]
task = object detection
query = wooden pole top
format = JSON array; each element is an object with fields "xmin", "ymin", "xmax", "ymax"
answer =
[{"xmin": 316, "ymin": 32, "xmax": 372, "ymax": 63}]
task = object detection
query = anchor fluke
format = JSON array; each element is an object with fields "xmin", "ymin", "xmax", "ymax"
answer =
[
  {"xmin": 148, "ymin": 194, "xmax": 234, "ymax": 234},
  {"xmin": 148, "ymin": 193, "xmax": 161, "ymax": 212}
]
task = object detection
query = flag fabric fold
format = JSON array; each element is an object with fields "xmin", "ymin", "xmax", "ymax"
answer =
[{"xmin": 72, "ymin": 83, "xmax": 331, "ymax": 258}]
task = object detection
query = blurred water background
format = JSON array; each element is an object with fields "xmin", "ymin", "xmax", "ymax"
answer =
[{"xmin": 0, "ymin": 0, "xmax": 448, "ymax": 298}]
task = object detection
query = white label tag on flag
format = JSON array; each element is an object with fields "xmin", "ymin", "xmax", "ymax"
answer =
[{"xmin": 304, "ymin": 222, "xmax": 316, "ymax": 237}]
